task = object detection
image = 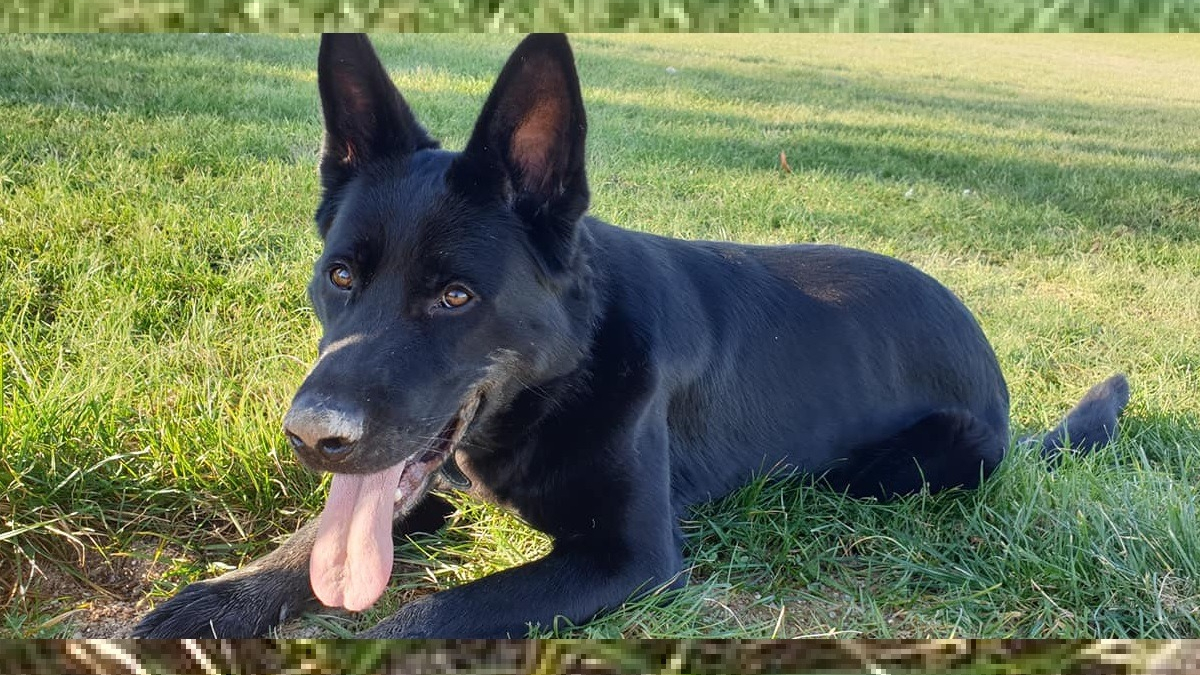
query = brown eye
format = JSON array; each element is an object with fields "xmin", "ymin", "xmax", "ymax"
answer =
[
  {"xmin": 329, "ymin": 264, "xmax": 354, "ymax": 291},
  {"xmin": 440, "ymin": 286, "xmax": 473, "ymax": 309}
]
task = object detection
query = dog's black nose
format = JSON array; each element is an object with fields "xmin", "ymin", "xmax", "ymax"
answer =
[
  {"xmin": 285, "ymin": 430, "xmax": 356, "ymax": 462},
  {"xmin": 315, "ymin": 436, "xmax": 355, "ymax": 458},
  {"xmin": 283, "ymin": 394, "xmax": 365, "ymax": 464}
]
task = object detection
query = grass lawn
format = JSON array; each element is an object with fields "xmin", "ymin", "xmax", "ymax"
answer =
[{"xmin": 1, "ymin": 34, "xmax": 1198, "ymax": 639}]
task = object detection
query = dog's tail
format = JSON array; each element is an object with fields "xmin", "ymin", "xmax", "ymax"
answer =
[{"xmin": 1023, "ymin": 373, "xmax": 1131, "ymax": 462}]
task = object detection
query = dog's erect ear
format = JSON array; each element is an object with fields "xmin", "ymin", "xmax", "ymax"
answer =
[
  {"xmin": 318, "ymin": 34, "xmax": 437, "ymax": 194},
  {"xmin": 452, "ymin": 34, "xmax": 589, "ymax": 273}
]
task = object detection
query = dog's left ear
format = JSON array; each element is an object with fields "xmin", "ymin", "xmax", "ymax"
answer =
[{"xmin": 452, "ymin": 34, "xmax": 589, "ymax": 273}]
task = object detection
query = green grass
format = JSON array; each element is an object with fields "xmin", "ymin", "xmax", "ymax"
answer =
[
  {"xmin": 1, "ymin": 34, "xmax": 1198, "ymax": 639},
  {"xmin": 3, "ymin": 0, "xmax": 1198, "ymax": 31},
  {"xmin": 0, "ymin": 639, "xmax": 1184, "ymax": 675}
]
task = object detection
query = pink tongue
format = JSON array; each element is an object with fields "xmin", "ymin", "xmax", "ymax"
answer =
[{"xmin": 310, "ymin": 463, "xmax": 406, "ymax": 612}]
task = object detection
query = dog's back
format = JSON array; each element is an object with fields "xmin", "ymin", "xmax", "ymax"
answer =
[{"xmin": 579, "ymin": 220, "xmax": 1011, "ymax": 506}]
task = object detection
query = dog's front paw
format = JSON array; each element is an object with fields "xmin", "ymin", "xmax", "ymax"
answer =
[{"xmin": 132, "ymin": 567, "xmax": 315, "ymax": 638}]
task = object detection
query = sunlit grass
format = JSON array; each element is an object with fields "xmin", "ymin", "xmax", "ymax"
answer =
[{"xmin": 3, "ymin": 0, "xmax": 1198, "ymax": 31}]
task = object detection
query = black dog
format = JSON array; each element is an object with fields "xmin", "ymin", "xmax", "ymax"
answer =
[{"xmin": 134, "ymin": 34, "xmax": 1130, "ymax": 638}]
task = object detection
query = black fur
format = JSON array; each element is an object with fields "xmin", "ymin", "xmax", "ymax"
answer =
[{"xmin": 133, "ymin": 34, "xmax": 1130, "ymax": 638}]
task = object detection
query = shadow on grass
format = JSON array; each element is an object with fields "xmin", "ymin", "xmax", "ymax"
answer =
[{"xmin": 2, "ymin": 34, "xmax": 1196, "ymax": 250}]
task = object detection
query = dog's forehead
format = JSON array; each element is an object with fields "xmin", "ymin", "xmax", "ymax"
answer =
[
  {"xmin": 324, "ymin": 150, "xmax": 521, "ymax": 286},
  {"xmin": 326, "ymin": 150, "xmax": 458, "ymax": 247}
]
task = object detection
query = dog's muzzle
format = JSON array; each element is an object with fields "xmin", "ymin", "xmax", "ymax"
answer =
[{"xmin": 283, "ymin": 393, "xmax": 365, "ymax": 466}]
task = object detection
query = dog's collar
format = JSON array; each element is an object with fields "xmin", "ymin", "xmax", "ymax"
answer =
[{"xmin": 439, "ymin": 452, "xmax": 472, "ymax": 489}]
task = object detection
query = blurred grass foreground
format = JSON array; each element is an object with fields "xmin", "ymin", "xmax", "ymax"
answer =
[
  {"xmin": 1, "ymin": 0, "xmax": 1198, "ymax": 31},
  {"xmin": 1, "ymin": 640, "xmax": 1197, "ymax": 675}
]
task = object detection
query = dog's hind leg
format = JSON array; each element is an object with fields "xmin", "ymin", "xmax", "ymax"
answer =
[
  {"xmin": 131, "ymin": 493, "xmax": 455, "ymax": 638},
  {"xmin": 822, "ymin": 409, "xmax": 1007, "ymax": 501}
]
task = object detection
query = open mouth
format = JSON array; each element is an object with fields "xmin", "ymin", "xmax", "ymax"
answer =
[
  {"xmin": 392, "ymin": 391, "xmax": 481, "ymax": 515},
  {"xmin": 308, "ymin": 390, "xmax": 484, "ymax": 612}
]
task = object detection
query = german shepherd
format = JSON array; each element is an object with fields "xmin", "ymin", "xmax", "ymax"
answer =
[{"xmin": 134, "ymin": 34, "xmax": 1129, "ymax": 638}]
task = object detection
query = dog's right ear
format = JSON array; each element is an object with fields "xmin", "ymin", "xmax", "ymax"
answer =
[{"xmin": 317, "ymin": 34, "xmax": 437, "ymax": 228}]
